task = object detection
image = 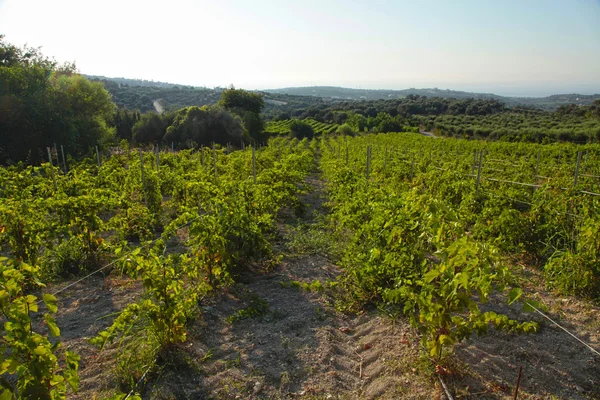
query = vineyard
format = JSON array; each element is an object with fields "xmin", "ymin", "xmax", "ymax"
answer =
[
  {"xmin": 1, "ymin": 134, "xmax": 599, "ymax": 399},
  {"xmin": 266, "ymin": 119, "xmax": 339, "ymax": 136}
]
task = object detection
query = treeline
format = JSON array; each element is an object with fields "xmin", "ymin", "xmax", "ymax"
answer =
[
  {"xmin": 92, "ymin": 74, "xmax": 600, "ymax": 144},
  {"xmin": 112, "ymin": 86, "xmax": 269, "ymax": 148},
  {"xmin": 0, "ymin": 38, "xmax": 268, "ymax": 164},
  {"xmin": 263, "ymin": 95, "xmax": 507, "ymax": 121},
  {"xmin": 0, "ymin": 36, "xmax": 116, "ymax": 164},
  {"xmin": 265, "ymin": 95, "xmax": 600, "ymax": 143},
  {"xmin": 413, "ymin": 107, "xmax": 600, "ymax": 143}
]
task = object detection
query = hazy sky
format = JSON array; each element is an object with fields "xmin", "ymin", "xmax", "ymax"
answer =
[{"xmin": 1, "ymin": 0, "xmax": 599, "ymax": 96}]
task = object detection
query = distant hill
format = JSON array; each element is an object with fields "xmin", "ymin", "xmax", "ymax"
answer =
[
  {"xmin": 85, "ymin": 76, "xmax": 600, "ymax": 112},
  {"xmin": 84, "ymin": 75, "xmax": 222, "ymax": 112},
  {"xmin": 84, "ymin": 75, "xmax": 202, "ymax": 89},
  {"xmin": 265, "ymin": 86, "xmax": 600, "ymax": 111}
]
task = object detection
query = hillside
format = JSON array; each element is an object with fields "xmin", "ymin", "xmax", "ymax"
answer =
[
  {"xmin": 265, "ymin": 86, "xmax": 600, "ymax": 110},
  {"xmin": 87, "ymin": 76, "xmax": 599, "ymax": 113},
  {"xmin": 84, "ymin": 75, "xmax": 223, "ymax": 112}
]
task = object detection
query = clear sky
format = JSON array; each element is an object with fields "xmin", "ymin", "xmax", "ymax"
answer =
[{"xmin": 1, "ymin": 0, "xmax": 599, "ymax": 96}]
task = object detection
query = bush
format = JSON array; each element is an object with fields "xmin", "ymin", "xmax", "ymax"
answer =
[
  {"xmin": 289, "ymin": 120, "xmax": 314, "ymax": 139},
  {"xmin": 337, "ymin": 123, "xmax": 355, "ymax": 136}
]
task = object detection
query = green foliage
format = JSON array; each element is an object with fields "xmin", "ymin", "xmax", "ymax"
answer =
[
  {"xmin": 0, "ymin": 36, "xmax": 115, "ymax": 164},
  {"xmin": 0, "ymin": 257, "xmax": 79, "ymax": 399},
  {"xmin": 337, "ymin": 123, "xmax": 355, "ymax": 136},
  {"xmin": 320, "ymin": 133, "xmax": 553, "ymax": 358},
  {"xmin": 289, "ymin": 120, "xmax": 315, "ymax": 139},
  {"xmin": 219, "ymin": 86, "xmax": 264, "ymax": 115},
  {"xmin": 89, "ymin": 75, "xmax": 218, "ymax": 112},
  {"xmin": 0, "ymin": 135, "xmax": 315, "ymax": 396},
  {"xmin": 387, "ymin": 237, "xmax": 538, "ymax": 359},
  {"xmin": 227, "ymin": 293, "xmax": 270, "ymax": 323},
  {"xmin": 545, "ymin": 218, "xmax": 600, "ymax": 297},
  {"xmin": 219, "ymin": 87, "xmax": 265, "ymax": 143},
  {"xmin": 266, "ymin": 118, "xmax": 338, "ymax": 136},
  {"xmin": 280, "ymin": 280, "xmax": 324, "ymax": 293},
  {"xmin": 109, "ymin": 203, "xmax": 154, "ymax": 242},
  {"xmin": 163, "ymin": 105, "xmax": 245, "ymax": 148},
  {"xmin": 132, "ymin": 112, "xmax": 173, "ymax": 145},
  {"xmin": 91, "ymin": 245, "xmax": 205, "ymax": 386}
]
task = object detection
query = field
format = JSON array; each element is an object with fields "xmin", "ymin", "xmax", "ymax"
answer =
[
  {"xmin": 266, "ymin": 119, "xmax": 339, "ymax": 136},
  {"xmin": 1, "ymin": 134, "xmax": 599, "ymax": 399}
]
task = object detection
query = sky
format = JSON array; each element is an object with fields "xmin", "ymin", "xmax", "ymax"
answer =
[{"xmin": 1, "ymin": 0, "xmax": 599, "ymax": 96}]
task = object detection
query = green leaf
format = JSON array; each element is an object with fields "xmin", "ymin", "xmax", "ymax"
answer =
[
  {"xmin": 64, "ymin": 367, "xmax": 79, "ymax": 392},
  {"xmin": 44, "ymin": 314, "xmax": 60, "ymax": 337},
  {"xmin": 43, "ymin": 293, "xmax": 58, "ymax": 313},
  {"xmin": 49, "ymin": 374, "xmax": 65, "ymax": 386},
  {"xmin": 0, "ymin": 388, "xmax": 13, "ymax": 400},
  {"xmin": 424, "ymin": 268, "xmax": 441, "ymax": 283},
  {"xmin": 507, "ymin": 288, "xmax": 522, "ymax": 305}
]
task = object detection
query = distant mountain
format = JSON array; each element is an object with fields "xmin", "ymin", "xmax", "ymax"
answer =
[{"xmin": 264, "ymin": 86, "xmax": 600, "ymax": 110}]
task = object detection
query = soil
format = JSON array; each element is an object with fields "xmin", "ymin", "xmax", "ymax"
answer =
[{"xmin": 47, "ymin": 161, "xmax": 600, "ymax": 399}]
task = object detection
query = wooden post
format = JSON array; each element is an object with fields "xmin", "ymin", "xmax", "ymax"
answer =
[
  {"xmin": 139, "ymin": 150, "xmax": 146, "ymax": 184},
  {"xmin": 95, "ymin": 146, "xmax": 101, "ymax": 167},
  {"xmin": 171, "ymin": 142, "xmax": 174, "ymax": 152},
  {"xmin": 139, "ymin": 150, "xmax": 146, "ymax": 203},
  {"xmin": 476, "ymin": 150, "xmax": 483, "ymax": 194},
  {"xmin": 366, "ymin": 145, "xmax": 372, "ymax": 180},
  {"xmin": 574, "ymin": 150, "xmax": 582, "ymax": 187},
  {"xmin": 47, "ymin": 147, "xmax": 57, "ymax": 191},
  {"xmin": 383, "ymin": 147, "xmax": 388, "ymax": 176},
  {"xmin": 213, "ymin": 143, "xmax": 218, "ymax": 180},
  {"xmin": 252, "ymin": 145, "xmax": 257, "ymax": 183},
  {"xmin": 535, "ymin": 149, "xmax": 540, "ymax": 179},
  {"xmin": 155, "ymin": 145, "xmax": 160, "ymax": 172},
  {"xmin": 53, "ymin": 143, "xmax": 60, "ymax": 167},
  {"xmin": 60, "ymin": 145, "xmax": 67, "ymax": 174},
  {"xmin": 472, "ymin": 149, "xmax": 477, "ymax": 175}
]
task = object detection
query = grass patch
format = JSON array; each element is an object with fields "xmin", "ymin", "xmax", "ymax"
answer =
[
  {"xmin": 280, "ymin": 279, "xmax": 324, "ymax": 293},
  {"xmin": 227, "ymin": 293, "xmax": 270, "ymax": 323}
]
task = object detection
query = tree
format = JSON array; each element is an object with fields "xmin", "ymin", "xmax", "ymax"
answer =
[
  {"xmin": 337, "ymin": 123, "xmax": 355, "ymax": 136},
  {"xmin": 114, "ymin": 109, "xmax": 140, "ymax": 140},
  {"xmin": 219, "ymin": 86, "xmax": 265, "ymax": 142},
  {"xmin": 162, "ymin": 105, "xmax": 245, "ymax": 148},
  {"xmin": 0, "ymin": 36, "xmax": 115, "ymax": 164},
  {"xmin": 219, "ymin": 86, "xmax": 264, "ymax": 114},
  {"xmin": 132, "ymin": 112, "xmax": 172, "ymax": 145},
  {"xmin": 51, "ymin": 74, "xmax": 116, "ymax": 153},
  {"xmin": 289, "ymin": 120, "xmax": 314, "ymax": 139}
]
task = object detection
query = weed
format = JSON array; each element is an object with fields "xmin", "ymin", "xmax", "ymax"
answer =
[
  {"xmin": 280, "ymin": 279, "xmax": 324, "ymax": 293},
  {"xmin": 227, "ymin": 293, "xmax": 270, "ymax": 323}
]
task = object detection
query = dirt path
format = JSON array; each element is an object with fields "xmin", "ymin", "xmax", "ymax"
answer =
[
  {"xmin": 143, "ymin": 163, "xmax": 436, "ymax": 399},
  {"xmin": 153, "ymin": 99, "xmax": 164, "ymax": 114}
]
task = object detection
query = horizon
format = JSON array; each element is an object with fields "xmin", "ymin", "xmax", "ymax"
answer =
[
  {"xmin": 1, "ymin": 0, "xmax": 599, "ymax": 97},
  {"xmin": 85, "ymin": 75, "xmax": 600, "ymax": 99}
]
